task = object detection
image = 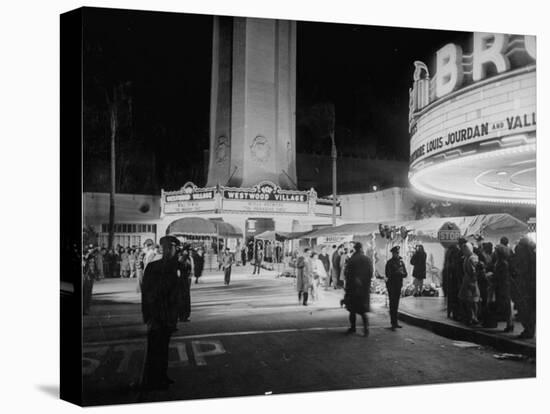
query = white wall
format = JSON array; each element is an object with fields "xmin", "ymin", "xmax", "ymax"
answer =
[{"xmin": 339, "ymin": 187, "xmax": 416, "ymax": 223}]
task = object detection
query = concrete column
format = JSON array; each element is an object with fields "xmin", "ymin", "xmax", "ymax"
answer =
[{"xmin": 207, "ymin": 17, "xmax": 297, "ymax": 190}]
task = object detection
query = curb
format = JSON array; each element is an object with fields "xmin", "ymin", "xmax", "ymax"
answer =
[{"xmin": 398, "ymin": 310, "xmax": 536, "ymax": 358}]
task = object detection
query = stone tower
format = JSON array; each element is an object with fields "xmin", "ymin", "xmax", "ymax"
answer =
[{"xmin": 206, "ymin": 16, "xmax": 297, "ymax": 189}]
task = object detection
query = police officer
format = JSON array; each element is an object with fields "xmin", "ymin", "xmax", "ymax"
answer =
[
  {"xmin": 141, "ymin": 236, "xmax": 180, "ymax": 391},
  {"xmin": 385, "ymin": 245, "xmax": 408, "ymax": 330}
]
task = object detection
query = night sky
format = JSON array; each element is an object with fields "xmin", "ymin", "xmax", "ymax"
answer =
[{"xmin": 82, "ymin": 7, "xmax": 472, "ymax": 195}]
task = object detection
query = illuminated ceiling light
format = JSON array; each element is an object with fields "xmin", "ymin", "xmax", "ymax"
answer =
[
  {"xmin": 409, "ymin": 147, "xmax": 536, "ymax": 206},
  {"xmin": 496, "ymin": 171, "xmax": 508, "ymax": 175}
]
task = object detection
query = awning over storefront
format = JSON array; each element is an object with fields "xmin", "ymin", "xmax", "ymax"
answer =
[
  {"xmin": 212, "ymin": 221, "xmax": 242, "ymax": 238},
  {"xmin": 254, "ymin": 230, "xmax": 288, "ymax": 241},
  {"xmin": 303, "ymin": 223, "xmax": 380, "ymax": 239},
  {"xmin": 298, "ymin": 214, "xmax": 528, "ymax": 241},
  {"xmin": 255, "ymin": 230, "xmax": 316, "ymax": 241},
  {"xmin": 166, "ymin": 217, "xmax": 243, "ymax": 238},
  {"xmin": 166, "ymin": 217, "xmax": 217, "ymax": 236}
]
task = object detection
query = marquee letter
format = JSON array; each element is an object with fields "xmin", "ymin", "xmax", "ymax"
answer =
[
  {"xmin": 472, "ymin": 33, "xmax": 510, "ymax": 81},
  {"xmin": 435, "ymin": 43, "xmax": 464, "ymax": 99},
  {"xmin": 524, "ymin": 35, "xmax": 536, "ymax": 59}
]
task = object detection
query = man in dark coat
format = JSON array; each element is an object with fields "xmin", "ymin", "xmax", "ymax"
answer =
[
  {"xmin": 385, "ymin": 245, "xmax": 408, "ymax": 330},
  {"xmin": 176, "ymin": 246, "xmax": 193, "ymax": 322},
  {"xmin": 511, "ymin": 237, "xmax": 536, "ymax": 339},
  {"xmin": 343, "ymin": 242, "xmax": 373, "ymax": 337},
  {"xmin": 331, "ymin": 245, "xmax": 343, "ymax": 289},
  {"xmin": 318, "ymin": 246, "xmax": 331, "ymax": 288},
  {"xmin": 141, "ymin": 236, "xmax": 180, "ymax": 391}
]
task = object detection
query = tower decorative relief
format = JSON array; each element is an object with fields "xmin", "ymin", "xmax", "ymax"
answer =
[
  {"xmin": 215, "ymin": 135, "xmax": 229, "ymax": 164},
  {"xmin": 250, "ymin": 135, "xmax": 271, "ymax": 164}
]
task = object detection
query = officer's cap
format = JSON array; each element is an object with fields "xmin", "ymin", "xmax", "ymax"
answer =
[
  {"xmin": 159, "ymin": 236, "xmax": 181, "ymax": 247},
  {"xmin": 390, "ymin": 245, "xmax": 400, "ymax": 254}
]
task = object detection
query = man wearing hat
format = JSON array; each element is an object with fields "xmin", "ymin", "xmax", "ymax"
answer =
[
  {"xmin": 141, "ymin": 236, "xmax": 180, "ymax": 391},
  {"xmin": 385, "ymin": 245, "xmax": 408, "ymax": 330}
]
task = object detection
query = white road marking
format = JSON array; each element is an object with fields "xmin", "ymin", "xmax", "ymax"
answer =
[
  {"xmin": 84, "ymin": 325, "xmax": 386, "ymax": 347},
  {"xmin": 191, "ymin": 340, "xmax": 226, "ymax": 366}
]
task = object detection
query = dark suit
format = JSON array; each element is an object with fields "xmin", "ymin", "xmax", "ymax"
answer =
[
  {"xmin": 385, "ymin": 256, "xmax": 408, "ymax": 327},
  {"xmin": 141, "ymin": 256, "xmax": 179, "ymax": 388}
]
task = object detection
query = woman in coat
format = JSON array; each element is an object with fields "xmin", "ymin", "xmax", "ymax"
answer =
[
  {"xmin": 120, "ymin": 247, "xmax": 131, "ymax": 278},
  {"xmin": 193, "ymin": 247, "xmax": 205, "ymax": 284},
  {"xmin": 511, "ymin": 237, "xmax": 536, "ymax": 339},
  {"xmin": 410, "ymin": 245, "xmax": 427, "ymax": 297},
  {"xmin": 311, "ymin": 252, "xmax": 327, "ymax": 301},
  {"xmin": 492, "ymin": 244, "xmax": 514, "ymax": 332},
  {"xmin": 458, "ymin": 243, "xmax": 480, "ymax": 325},
  {"xmin": 296, "ymin": 249, "xmax": 312, "ymax": 306}
]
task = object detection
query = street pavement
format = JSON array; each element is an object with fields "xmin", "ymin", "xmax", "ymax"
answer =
[{"xmin": 82, "ymin": 265, "xmax": 535, "ymax": 406}]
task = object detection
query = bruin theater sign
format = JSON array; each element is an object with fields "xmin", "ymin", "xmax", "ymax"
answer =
[
  {"xmin": 408, "ymin": 33, "xmax": 536, "ymax": 167},
  {"xmin": 161, "ymin": 181, "xmax": 341, "ymax": 217}
]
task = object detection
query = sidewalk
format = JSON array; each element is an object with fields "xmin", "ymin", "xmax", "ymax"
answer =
[{"xmin": 398, "ymin": 296, "xmax": 536, "ymax": 357}]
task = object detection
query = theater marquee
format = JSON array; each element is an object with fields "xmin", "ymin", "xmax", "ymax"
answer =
[
  {"xmin": 408, "ymin": 33, "xmax": 536, "ymax": 205},
  {"xmin": 161, "ymin": 181, "xmax": 341, "ymax": 217}
]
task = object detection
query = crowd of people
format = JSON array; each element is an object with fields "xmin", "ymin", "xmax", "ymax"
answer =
[
  {"xmin": 442, "ymin": 235, "xmax": 536, "ymax": 339},
  {"xmin": 80, "ymin": 232, "xmax": 536, "ymax": 392},
  {"xmin": 82, "ymin": 240, "xmax": 206, "ymax": 315}
]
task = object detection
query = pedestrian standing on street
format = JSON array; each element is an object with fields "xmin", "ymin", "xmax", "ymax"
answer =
[
  {"xmin": 339, "ymin": 248, "xmax": 349, "ymax": 289},
  {"xmin": 458, "ymin": 242, "xmax": 481, "ymax": 326},
  {"xmin": 331, "ymin": 245, "xmax": 343, "ymax": 289},
  {"xmin": 311, "ymin": 252, "xmax": 326, "ymax": 301},
  {"xmin": 95, "ymin": 247, "xmax": 105, "ymax": 280},
  {"xmin": 142, "ymin": 239, "xmax": 156, "ymax": 270},
  {"xmin": 511, "ymin": 237, "xmax": 536, "ymax": 339},
  {"xmin": 177, "ymin": 246, "xmax": 193, "ymax": 322},
  {"xmin": 253, "ymin": 247, "xmax": 264, "ymax": 275},
  {"xmin": 129, "ymin": 248, "xmax": 137, "ymax": 279},
  {"xmin": 296, "ymin": 248, "xmax": 313, "ymax": 306},
  {"xmin": 193, "ymin": 247, "xmax": 205, "ymax": 284},
  {"xmin": 83, "ymin": 255, "xmax": 98, "ymax": 315},
  {"xmin": 141, "ymin": 236, "xmax": 180, "ymax": 391},
  {"xmin": 135, "ymin": 248, "xmax": 145, "ymax": 293},
  {"xmin": 318, "ymin": 246, "xmax": 331, "ymax": 289},
  {"xmin": 385, "ymin": 245, "xmax": 407, "ymax": 330},
  {"xmin": 473, "ymin": 235, "xmax": 489, "ymax": 325},
  {"xmin": 120, "ymin": 247, "xmax": 131, "ymax": 278},
  {"xmin": 493, "ymin": 244, "xmax": 514, "ymax": 332},
  {"xmin": 410, "ymin": 245, "xmax": 427, "ymax": 297},
  {"xmin": 241, "ymin": 245, "xmax": 247, "ymax": 267},
  {"xmin": 481, "ymin": 242, "xmax": 498, "ymax": 328},
  {"xmin": 222, "ymin": 248, "xmax": 234, "ymax": 285},
  {"xmin": 343, "ymin": 242, "xmax": 373, "ymax": 337},
  {"xmin": 112, "ymin": 248, "xmax": 121, "ymax": 278}
]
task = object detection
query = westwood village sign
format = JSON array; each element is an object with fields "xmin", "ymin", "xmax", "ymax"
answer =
[{"xmin": 160, "ymin": 181, "xmax": 341, "ymax": 217}]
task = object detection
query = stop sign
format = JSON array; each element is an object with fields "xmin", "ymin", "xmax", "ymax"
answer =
[{"xmin": 438, "ymin": 222, "xmax": 462, "ymax": 248}]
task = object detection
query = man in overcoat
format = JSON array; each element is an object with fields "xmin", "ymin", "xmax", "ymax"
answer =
[
  {"xmin": 222, "ymin": 248, "xmax": 234, "ymax": 285},
  {"xmin": 296, "ymin": 248, "xmax": 313, "ymax": 305},
  {"xmin": 343, "ymin": 242, "xmax": 373, "ymax": 336},
  {"xmin": 385, "ymin": 245, "xmax": 408, "ymax": 330},
  {"xmin": 141, "ymin": 236, "xmax": 180, "ymax": 391}
]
